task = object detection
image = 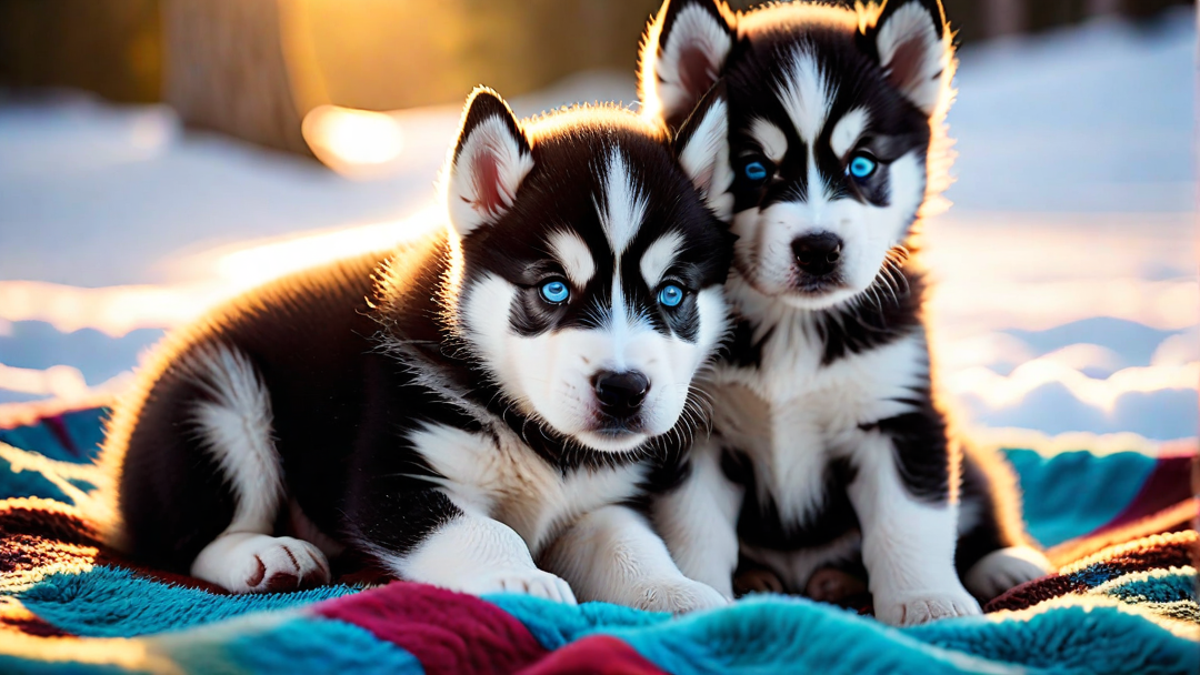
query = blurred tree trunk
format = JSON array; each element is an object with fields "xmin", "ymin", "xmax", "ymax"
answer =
[
  {"xmin": 1120, "ymin": 0, "xmax": 1189, "ymax": 18},
  {"xmin": 1027, "ymin": 0, "xmax": 1089, "ymax": 33},
  {"xmin": 162, "ymin": 0, "xmax": 324, "ymax": 157},
  {"xmin": 0, "ymin": 0, "xmax": 161, "ymax": 102},
  {"xmin": 1087, "ymin": 0, "xmax": 1123, "ymax": 15},
  {"xmin": 942, "ymin": 0, "xmax": 987, "ymax": 42}
]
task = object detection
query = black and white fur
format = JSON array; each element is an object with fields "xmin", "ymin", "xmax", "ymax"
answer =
[
  {"xmin": 99, "ymin": 87, "xmax": 737, "ymax": 613},
  {"xmin": 639, "ymin": 0, "xmax": 1050, "ymax": 625}
]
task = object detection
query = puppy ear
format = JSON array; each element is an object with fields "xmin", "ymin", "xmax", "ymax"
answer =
[
  {"xmin": 673, "ymin": 81, "xmax": 733, "ymax": 222},
  {"xmin": 860, "ymin": 0, "xmax": 952, "ymax": 116},
  {"xmin": 446, "ymin": 87, "xmax": 533, "ymax": 238},
  {"xmin": 639, "ymin": 0, "xmax": 735, "ymax": 133}
]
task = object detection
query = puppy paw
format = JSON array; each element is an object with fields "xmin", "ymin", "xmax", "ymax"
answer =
[
  {"xmin": 805, "ymin": 567, "xmax": 867, "ymax": 605},
  {"xmin": 874, "ymin": 586, "xmax": 982, "ymax": 626},
  {"xmin": 463, "ymin": 568, "xmax": 578, "ymax": 605},
  {"xmin": 964, "ymin": 545, "xmax": 1052, "ymax": 601},
  {"xmin": 193, "ymin": 534, "xmax": 331, "ymax": 594},
  {"xmin": 734, "ymin": 567, "xmax": 785, "ymax": 596},
  {"xmin": 636, "ymin": 577, "xmax": 729, "ymax": 614}
]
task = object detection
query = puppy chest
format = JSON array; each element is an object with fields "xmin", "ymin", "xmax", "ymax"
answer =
[
  {"xmin": 711, "ymin": 381, "xmax": 863, "ymax": 550},
  {"xmin": 490, "ymin": 464, "xmax": 646, "ymax": 553},
  {"xmin": 713, "ymin": 329, "xmax": 928, "ymax": 442},
  {"xmin": 709, "ymin": 370, "xmax": 875, "ymax": 452},
  {"xmin": 413, "ymin": 425, "xmax": 645, "ymax": 552},
  {"xmin": 710, "ymin": 353, "xmax": 902, "ymax": 528}
]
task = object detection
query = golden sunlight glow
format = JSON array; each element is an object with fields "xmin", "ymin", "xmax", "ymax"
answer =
[
  {"xmin": 212, "ymin": 207, "xmax": 441, "ymax": 291},
  {"xmin": 0, "ymin": 281, "xmax": 222, "ymax": 338},
  {"xmin": 947, "ymin": 360, "xmax": 1200, "ymax": 412},
  {"xmin": 0, "ymin": 204, "xmax": 1194, "ymax": 431},
  {"xmin": 0, "ymin": 627, "xmax": 176, "ymax": 674},
  {"xmin": 0, "ymin": 542, "xmax": 97, "ymax": 594},
  {"xmin": 302, "ymin": 105, "xmax": 405, "ymax": 177},
  {"xmin": 0, "ymin": 363, "xmax": 92, "ymax": 399},
  {"xmin": 969, "ymin": 427, "xmax": 1170, "ymax": 459},
  {"xmin": 928, "ymin": 278, "xmax": 1198, "ymax": 333},
  {"xmin": 985, "ymin": 591, "xmax": 1200, "ymax": 641},
  {"xmin": 923, "ymin": 212, "xmax": 1197, "ymax": 333},
  {"xmin": 0, "ymin": 209, "xmax": 443, "ymax": 338}
]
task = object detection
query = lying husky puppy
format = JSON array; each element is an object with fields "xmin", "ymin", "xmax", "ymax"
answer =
[
  {"xmin": 100, "ymin": 86, "xmax": 735, "ymax": 613},
  {"xmin": 638, "ymin": 0, "xmax": 1050, "ymax": 624}
]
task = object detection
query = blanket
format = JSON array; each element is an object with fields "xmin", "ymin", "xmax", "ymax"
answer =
[{"xmin": 0, "ymin": 406, "xmax": 1196, "ymax": 674}]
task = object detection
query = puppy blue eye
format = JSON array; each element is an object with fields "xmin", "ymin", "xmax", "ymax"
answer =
[
  {"xmin": 848, "ymin": 154, "xmax": 877, "ymax": 179},
  {"xmin": 744, "ymin": 161, "xmax": 768, "ymax": 181},
  {"xmin": 540, "ymin": 280, "xmax": 569, "ymax": 303},
  {"xmin": 658, "ymin": 284, "xmax": 684, "ymax": 308}
]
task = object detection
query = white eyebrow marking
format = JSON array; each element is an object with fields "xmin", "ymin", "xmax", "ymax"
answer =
[
  {"xmin": 830, "ymin": 107, "xmax": 870, "ymax": 159},
  {"xmin": 595, "ymin": 148, "xmax": 652, "ymax": 367},
  {"xmin": 639, "ymin": 231, "xmax": 685, "ymax": 289},
  {"xmin": 777, "ymin": 46, "xmax": 836, "ymax": 145},
  {"xmin": 547, "ymin": 230, "xmax": 596, "ymax": 288},
  {"xmin": 806, "ymin": 145, "xmax": 828, "ymax": 204},
  {"xmin": 749, "ymin": 118, "xmax": 788, "ymax": 164},
  {"xmin": 597, "ymin": 149, "xmax": 648, "ymax": 256}
]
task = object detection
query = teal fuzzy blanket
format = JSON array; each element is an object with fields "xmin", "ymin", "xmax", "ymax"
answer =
[{"xmin": 0, "ymin": 407, "xmax": 1196, "ymax": 674}]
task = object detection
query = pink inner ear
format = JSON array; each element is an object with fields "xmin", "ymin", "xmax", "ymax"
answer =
[
  {"xmin": 887, "ymin": 36, "xmax": 930, "ymax": 96},
  {"xmin": 470, "ymin": 147, "xmax": 506, "ymax": 216},
  {"xmin": 679, "ymin": 45, "xmax": 717, "ymax": 101}
]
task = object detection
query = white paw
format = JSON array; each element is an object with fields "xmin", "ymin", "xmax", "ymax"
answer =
[
  {"xmin": 458, "ymin": 568, "xmax": 578, "ymax": 605},
  {"xmin": 192, "ymin": 534, "xmax": 331, "ymax": 594},
  {"xmin": 874, "ymin": 586, "xmax": 982, "ymax": 626},
  {"xmin": 636, "ymin": 577, "xmax": 730, "ymax": 614},
  {"xmin": 964, "ymin": 545, "xmax": 1052, "ymax": 601}
]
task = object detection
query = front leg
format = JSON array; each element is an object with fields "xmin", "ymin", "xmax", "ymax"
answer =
[
  {"xmin": 351, "ymin": 487, "xmax": 575, "ymax": 604},
  {"xmin": 344, "ymin": 404, "xmax": 575, "ymax": 603},
  {"xmin": 651, "ymin": 437, "xmax": 744, "ymax": 599},
  {"xmin": 540, "ymin": 505, "xmax": 727, "ymax": 614},
  {"xmin": 846, "ymin": 430, "xmax": 981, "ymax": 626}
]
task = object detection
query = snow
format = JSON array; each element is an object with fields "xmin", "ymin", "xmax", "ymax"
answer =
[
  {"xmin": 0, "ymin": 11, "xmax": 1194, "ymax": 444},
  {"xmin": 0, "ymin": 72, "xmax": 639, "ymax": 288},
  {"xmin": 946, "ymin": 11, "xmax": 1194, "ymax": 213}
]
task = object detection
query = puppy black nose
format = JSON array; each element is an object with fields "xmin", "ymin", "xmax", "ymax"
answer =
[
  {"xmin": 593, "ymin": 371, "xmax": 650, "ymax": 417},
  {"xmin": 792, "ymin": 233, "xmax": 843, "ymax": 277}
]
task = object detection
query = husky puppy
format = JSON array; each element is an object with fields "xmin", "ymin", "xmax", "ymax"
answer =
[
  {"xmin": 100, "ymin": 86, "xmax": 736, "ymax": 613},
  {"xmin": 638, "ymin": 0, "xmax": 1050, "ymax": 624}
]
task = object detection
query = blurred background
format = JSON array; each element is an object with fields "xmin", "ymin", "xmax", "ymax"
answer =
[{"xmin": 0, "ymin": 0, "xmax": 1195, "ymax": 449}]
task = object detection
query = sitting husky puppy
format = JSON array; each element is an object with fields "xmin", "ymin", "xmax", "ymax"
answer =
[
  {"xmin": 100, "ymin": 86, "xmax": 736, "ymax": 613},
  {"xmin": 638, "ymin": 0, "xmax": 1050, "ymax": 624}
]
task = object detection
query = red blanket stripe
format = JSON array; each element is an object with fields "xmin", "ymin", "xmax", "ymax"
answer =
[{"xmin": 314, "ymin": 582, "xmax": 556, "ymax": 675}]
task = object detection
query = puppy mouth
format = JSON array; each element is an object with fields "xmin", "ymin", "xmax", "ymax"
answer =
[
  {"xmin": 790, "ymin": 271, "xmax": 848, "ymax": 296},
  {"xmin": 574, "ymin": 424, "xmax": 650, "ymax": 453},
  {"xmin": 736, "ymin": 260, "xmax": 849, "ymax": 300},
  {"xmin": 586, "ymin": 416, "xmax": 648, "ymax": 437}
]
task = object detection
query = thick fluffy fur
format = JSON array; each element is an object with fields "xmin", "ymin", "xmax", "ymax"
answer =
[
  {"xmin": 101, "ymin": 87, "xmax": 737, "ymax": 613},
  {"xmin": 639, "ymin": 0, "xmax": 1049, "ymax": 625}
]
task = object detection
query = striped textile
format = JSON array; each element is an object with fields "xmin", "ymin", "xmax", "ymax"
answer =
[{"xmin": 0, "ymin": 407, "xmax": 1195, "ymax": 674}]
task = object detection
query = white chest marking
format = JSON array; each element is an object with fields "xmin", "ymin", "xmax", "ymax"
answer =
[
  {"xmin": 408, "ymin": 422, "xmax": 647, "ymax": 554},
  {"xmin": 708, "ymin": 281, "xmax": 927, "ymax": 525}
]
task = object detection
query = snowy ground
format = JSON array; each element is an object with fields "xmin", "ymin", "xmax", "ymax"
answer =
[{"xmin": 0, "ymin": 10, "xmax": 1195, "ymax": 443}]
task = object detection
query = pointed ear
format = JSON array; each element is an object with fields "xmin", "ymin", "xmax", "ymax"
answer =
[
  {"xmin": 860, "ymin": 0, "xmax": 953, "ymax": 116},
  {"xmin": 446, "ymin": 87, "xmax": 534, "ymax": 238},
  {"xmin": 639, "ymin": 0, "xmax": 735, "ymax": 132},
  {"xmin": 673, "ymin": 82, "xmax": 733, "ymax": 222}
]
